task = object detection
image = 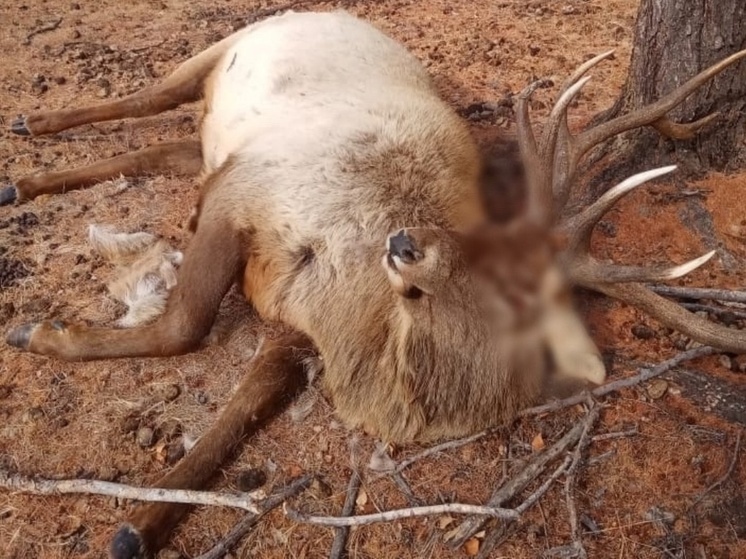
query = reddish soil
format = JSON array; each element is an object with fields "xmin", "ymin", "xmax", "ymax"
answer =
[{"xmin": 1, "ymin": 1, "xmax": 745, "ymax": 558}]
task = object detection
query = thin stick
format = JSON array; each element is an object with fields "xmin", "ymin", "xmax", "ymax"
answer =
[
  {"xmin": 329, "ymin": 470, "xmax": 362, "ymax": 559},
  {"xmin": 195, "ymin": 475, "xmax": 313, "ymax": 559},
  {"xmin": 285, "ymin": 502, "xmax": 519, "ymax": 527},
  {"xmin": 521, "ymin": 346, "xmax": 716, "ymax": 416},
  {"xmin": 476, "ymin": 457, "xmax": 573, "ymax": 559},
  {"xmin": 391, "ymin": 430, "xmax": 496, "ymax": 475},
  {"xmin": 680, "ymin": 303, "xmax": 746, "ymax": 321},
  {"xmin": 591, "ymin": 429, "xmax": 638, "ymax": 443},
  {"xmin": 689, "ymin": 430, "xmax": 742, "ymax": 510},
  {"xmin": 391, "ymin": 471, "xmax": 424, "ymax": 506},
  {"xmin": 516, "ymin": 456, "xmax": 574, "ymax": 515},
  {"xmin": 648, "ymin": 285, "xmax": 746, "ymax": 304},
  {"xmin": 23, "ymin": 17, "xmax": 63, "ymax": 45},
  {"xmin": 0, "ymin": 470, "xmax": 261, "ymax": 513},
  {"xmin": 447, "ymin": 406, "xmax": 600, "ymax": 548},
  {"xmin": 563, "ymin": 408, "xmax": 598, "ymax": 559}
]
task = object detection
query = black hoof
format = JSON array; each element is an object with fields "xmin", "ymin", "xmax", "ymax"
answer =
[
  {"xmin": 0, "ymin": 184, "xmax": 17, "ymax": 206},
  {"xmin": 11, "ymin": 116, "xmax": 31, "ymax": 136},
  {"xmin": 110, "ymin": 525, "xmax": 147, "ymax": 559},
  {"xmin": 6, "ymin": 323, "xmax": 36, "ymax": 349}
]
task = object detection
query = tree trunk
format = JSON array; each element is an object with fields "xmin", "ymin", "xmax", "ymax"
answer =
[{"xmin": 596, "ymin": 0, "xmax": 746, "ymax": 178}]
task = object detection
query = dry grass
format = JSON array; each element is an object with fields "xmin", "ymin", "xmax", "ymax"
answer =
[{"xmin": 1, "ymin": 0, "xmax": 745, "ymax": 558}]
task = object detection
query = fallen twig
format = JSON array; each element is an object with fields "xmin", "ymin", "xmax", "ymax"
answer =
[
  {"xmin": 23, "ymin": 17, "xmax": 63, "ymax": 45},
  {"xmin": 562, "ymin": 406, "xmax": 599, "ymax": 559},
  {"xmin": 476, "ymin": 453, "xmax": 573, "ymax": 558},
  {"xmin": 389, "ymin": 430, "xmax": 496, "ymax": 476},
  {"xmin": 446, "ymin": 405, "xmax": 601, "ymax": 548},
  {"xmin": 680, "ymin": 302, "xmax": 746, "ymax": 321},
  {"xmin": 391, "ymin": 471, "xmax": 424, "ymax": 506},
  {"xmin": 285, "ymin": 502, "xmax": 519, "ymax": 527},
  {"xmin": 521, "ymin": 346, "xmax": 716, "ymax": 417},
  {"xmin": 649, "ymin": 285, "xmax": 746, "ymax": 304},
  {"xmin": 0, "ymin": 470, "xmax": 262, "ymax": 513},
  {"xmin": 196, "ymin": 475, "xmax": 313, "ymax": 559},
  {"xmin": 329, "ymin": 469, "xmax": 362, "ymax": 559},
  {"xmin": 689, "ymin": 430, "xmax": 742, "ymax": 510},
  {"xmin": 591, "ymin": 428, "xmax": 638, "ymax": 443}
]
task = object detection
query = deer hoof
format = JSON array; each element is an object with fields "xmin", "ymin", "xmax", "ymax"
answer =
[
  {"xmin": 110, "ymin": 524, "xmax": 148, "ymax": 559},
  {"xmin": 10, "ymin": 116, "xmax": 31, "ymax": 136},
  {"xmin": 0, "ymin": 185, "xmax": 17, "ymax": 206},
  {"xmin": 6, "ymin": 323, "xmax": 37, "ymax": 349}
]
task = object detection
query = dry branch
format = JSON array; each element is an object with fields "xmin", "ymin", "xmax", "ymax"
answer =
[
  {"xmin": 521, "ymin": 345, "xmax": 716, "ymax": 416},
  {"xmin": 562, "ymin": 406, "xmax": 598, "ymax": 559},
  {"xmin": 476, "ymin": 456, "xmax": 573, "ymax": 559},
  {"xmin": 648, "ymin": 285, "xmax": 746, "ymax": 304},
  {"xmin": 446, "ymin": 405, "xmax": 601, "ymax": 548},
  {"xmin": 195, "ymin": 475, "xmax": 313, "ymax": 559},
  {"xmin": 390, "ymin": 430, "xmax": 496, "ymax": 475},
  {"xmin": 329, "ymin": 469, "xmax": 362, "ymax": 559},
  {"xmin": 591, "ymin": 429, "xmax": 638, "ymax": 443},
  {"xmin": 0, "ymin": 470, "xmax": 261, "ymax": 513},
  {"xmin": 285, "ymin": 502, "xmax": 519, "ymax": 527}
]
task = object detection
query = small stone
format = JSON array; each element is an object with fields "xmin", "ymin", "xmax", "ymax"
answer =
[
  {"xmin": 646, "ymin": 379, "xmax": 668, "ymax": 400},
  {"xmin": 195, "ymin": 391, "xmax": 208, "ymax": 405},
  {"xmin": 718, "ymin": 354, "xmax": 733, "ymax": 370},
  {"xmin": 631, "ymin": 324, "xmax": 656, "ymax": 340},
  {"xmin": 152, "ymin": 383, "xmax": 181, "ymax": 403},
  {"xmin": 733, "ymin": 355, "xmax": 746, "ymax": 372},
  {"xmin": 136, "ymin": 426, "xmax": 155, "ymax": 448},
  {"xmin": 561, "ymin": 5, "xmax": 576, "ymax": 14},
  {"xmin": 529, "ymin": 44, "xmax": 541, "ymax": 56},
  {"xmin": 235, "ymin": 468, "xmax": 267, "ymax": 492}
]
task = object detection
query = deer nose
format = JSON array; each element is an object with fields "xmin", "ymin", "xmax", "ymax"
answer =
[{"xmin": 387, "ymin": 230, "xmax": 423, "ymax": 264}]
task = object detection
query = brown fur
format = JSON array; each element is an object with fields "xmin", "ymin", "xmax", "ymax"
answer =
[{"xmin": 5, "ymin": 11, "xmax": 604, "ymax": 557}]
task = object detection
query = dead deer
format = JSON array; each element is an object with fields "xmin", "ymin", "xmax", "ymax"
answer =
[{"xmin": 3, "ymin": 9, "xmax": 746, "ymax": 558}]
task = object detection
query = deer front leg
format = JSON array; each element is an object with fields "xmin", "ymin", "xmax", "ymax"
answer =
[
  {"xmin": 5, "ymin": 214, "xmax": 241, "ymax": 360},
  {"xmin": 110, "ymin": 330, "xmax": 314, "ymax": 559},
  {"xmin": 0, "ymin": 140, "xmax": 202, "ymax": 206}
]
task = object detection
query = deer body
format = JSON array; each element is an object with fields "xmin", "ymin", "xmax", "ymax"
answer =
[
  {"xmin": 199, "ymin": 11, "xmax": 542, "ymax": 442},
  {"xmin": 11, "ymin": 9, "xmax": 745, "ymax": 558}
]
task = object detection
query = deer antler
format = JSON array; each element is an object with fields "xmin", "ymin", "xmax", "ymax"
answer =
[{"xmin": 517, "ymin": 48, "xmax": 746, "ymax": 353}]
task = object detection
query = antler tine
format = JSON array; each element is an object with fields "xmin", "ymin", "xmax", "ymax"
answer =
[
  {"xmin": 516, "ymin": 79, "xmax": 552, "ymax": 225},
  {"xmin": 574, "ymin": 48, "xmax": 746, "ymax": 162},
  {"xmin": 561, "ymin": 164, "xmax": 716, "ymax": 284},
  {"xmin": 561, "ymin": 165, "xmax": 677, "ymax": 253},
  {"xmin": 593, "ymin": 282, "xmax": 746, "ymax": 353},
  {"xmin": 569, "ymin": 250, "xmax": 716, "ymax": 285},
  {"xmin": 549, "ymin": 50, "xmax": 616, "ymax": 216},
  {"xmin": 558, "ymin": 50, "xmax": 616, "ymax": 98}
]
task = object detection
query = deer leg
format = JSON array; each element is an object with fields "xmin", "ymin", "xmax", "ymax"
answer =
[
  {"xmin": 11, "ymin": 30, "xmax": 246, "ymax": 137},
  {"xmin": 5, "ymin": 209, "xmax": 241, "ymax": 360},
  {"xmin": 0, "ymin": 140, "xmax": 202, "ymax": 206},
  {"xmin": 109, "ymin": 330, "xmax": 314, "ymax": 559}
]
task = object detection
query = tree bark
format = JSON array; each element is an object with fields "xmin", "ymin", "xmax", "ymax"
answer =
[{"xmin": 595, "ymin": 0, "xmax": 746, "ymax": 179}]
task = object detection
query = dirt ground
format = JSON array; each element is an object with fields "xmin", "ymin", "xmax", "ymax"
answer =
[{"xmin": 1, "ymin": 0, "xmax": 745, "ymax": 558}]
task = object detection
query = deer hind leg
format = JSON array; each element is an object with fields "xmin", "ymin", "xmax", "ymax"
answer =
[
  {"xmin": 110, "ymin": 330, "xmax": 314, "ymax": 559},
  {"xmin": 11, "ymin": 30, "xmax": 246, "ymax": 137},
  {"xmin": 1, "ymin": 140, "xmax": 202, "ymax": 205},
  {"xmin": 5, "ymin": 192, "xmax": 242, "ymax": 359}
]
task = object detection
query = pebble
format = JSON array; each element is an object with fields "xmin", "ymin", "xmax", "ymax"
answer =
[{"xmin": 136, "ymin": 426, "xmax": 155, "ymax": 448}]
